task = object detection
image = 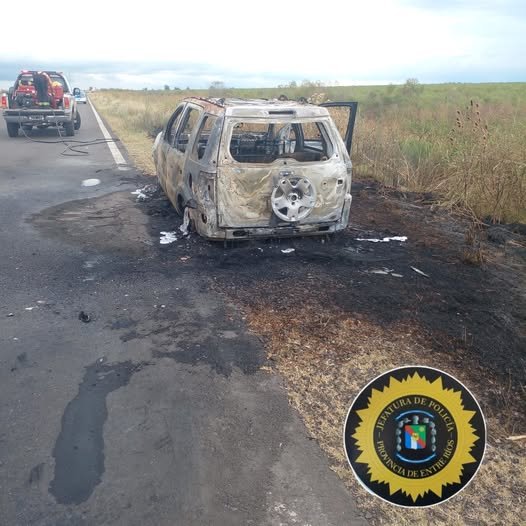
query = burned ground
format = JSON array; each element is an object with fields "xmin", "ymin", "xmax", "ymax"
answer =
[
  {"xmin": 127, "ymin": 180, "xmax": 524, "ymax": 393},
  {"xmin": 32, "ymin": 177, "xmax": 526, "ymax": 525}
]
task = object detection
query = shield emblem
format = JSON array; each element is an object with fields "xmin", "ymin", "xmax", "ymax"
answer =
[{"xmin": 404, "ymin": 424, "xmax": 426, "ymax": 449}]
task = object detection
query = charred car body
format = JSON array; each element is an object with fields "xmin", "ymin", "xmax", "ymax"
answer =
[
  {"xmin": 2, "ymin": 70, "xmax": 81, "ymax": 137},
  {"xmin": 153, "ymin": 97, "xmax": 357, "ymax": 240}
]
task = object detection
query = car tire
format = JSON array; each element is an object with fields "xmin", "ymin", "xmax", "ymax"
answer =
[
  {"xmin": 74, "ymin": 111, "xmax": 81, "ymax": 130},
  {"xmin": 7, "ymin": 123, "xmax": 19, "ymax": 137},
  {"xmin": 64, "ymin": 119, "xmax": 75, "ymax": 137}
]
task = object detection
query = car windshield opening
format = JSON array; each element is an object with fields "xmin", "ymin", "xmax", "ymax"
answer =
[{"xmin": 229, "ymin": 120, "xmax": 333, "ymax": 163}]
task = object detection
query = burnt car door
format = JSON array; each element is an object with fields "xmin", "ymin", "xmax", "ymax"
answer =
[
  {"xmin": 157, "ymin": 104, "xmax": 185, "ymax": 192},
  {"xmin": 182, "ymin": 113, "xmax": 220, "ymax": 208},
  {"xmin": 320, "ymin": 102, "xmax": 358, "ymax": 155},
  {"xmin": 164, "ymin": 104, "xmax": 202, "ymax": 212}
]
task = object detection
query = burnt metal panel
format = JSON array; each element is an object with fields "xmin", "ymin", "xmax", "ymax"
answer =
[{"xmin": 320, "ymin": 101, "xmax": 358, "ymax": 155}]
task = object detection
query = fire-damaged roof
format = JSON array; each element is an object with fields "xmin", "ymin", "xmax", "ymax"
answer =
[{"xmin": 185, "ymin": 97, "xmax": 331, "ymax": 118}]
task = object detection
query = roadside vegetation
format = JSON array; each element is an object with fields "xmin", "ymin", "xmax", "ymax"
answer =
[{"xmin": 91, "ymin": 81, "xmax": 526, "ymax": 223}]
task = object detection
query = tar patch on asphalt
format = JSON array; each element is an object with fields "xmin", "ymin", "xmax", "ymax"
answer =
[{"xmin": 49, "ymin": 360, "xmax": 147, "ymax": 505}]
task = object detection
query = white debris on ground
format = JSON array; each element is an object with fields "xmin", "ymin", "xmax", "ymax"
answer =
[
  {"xmin": 411, "ymin": 266, "xmax": 430, "ymax": 277},
  {"xmin": 160, "ymin": 231, "xmax": 178, "ymax": 245},
  {"xmin": 368, "ymin": 268, "xmax": 392, "ymax": 275},
  {"xmin": 356, "ymin": 236, "xmax": 408, "ymax": 243},
  {"xmin": 131, "ymin": 187, "xmax": 147, "ymax": 200},
  {"xmin": 24, "ymin": 307, "xmax": 35, "ymax": 311},
  {"xmin": 179, "ymin": 208, "xmax": 190, "ymax": 236},
  {"xmin": 81, "ymin": 178, "xmax": 101, "ymax": 187},
  {"xmin": 367, "ymin": 268, "xmax": 403, "ymax": 277},
  {"xmin": 131, "ymin": 184, "xmax": 157, "ymax": 201},
  {"xmin": 281, "ymin": 248, "xmax": 295, "ymax": 254}
]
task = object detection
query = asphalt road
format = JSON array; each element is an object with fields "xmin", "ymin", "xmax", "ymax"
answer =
[{"xmin": 0, "ymin": 104, "xmax": 365, "ymax": 525}]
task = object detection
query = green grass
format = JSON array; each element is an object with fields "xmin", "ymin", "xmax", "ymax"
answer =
[{"xmin": 91, "ymin": 82, "xmax": 526, "ymax": 223}]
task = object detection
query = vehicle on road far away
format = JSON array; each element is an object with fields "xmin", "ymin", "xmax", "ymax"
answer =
[
  {"xmin": 153, "ymin": 97, "xmax": 358, "ymax": 240},
  {"xmin": 1, "ymin": 70, "xmax": 81, "ymax": 137},
  {"xmin": 74, "ymin": 88, "xmax": 87, "ymax": 104}
]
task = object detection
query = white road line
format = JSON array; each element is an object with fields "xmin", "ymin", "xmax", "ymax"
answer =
[{"xmin": 88, "ymin": 97, "xmax": 128, "ymax": 170}]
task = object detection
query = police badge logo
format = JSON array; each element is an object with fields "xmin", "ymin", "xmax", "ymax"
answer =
[{"xmin": 343, "ymin": 366, "xmax": 486, "ymax": 507}]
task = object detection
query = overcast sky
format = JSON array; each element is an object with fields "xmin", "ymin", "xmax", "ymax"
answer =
[{"xmin": 1, "ymin": 0, "xmax": 524, "ymax": 89}]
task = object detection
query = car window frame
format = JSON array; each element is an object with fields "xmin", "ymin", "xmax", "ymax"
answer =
[
  {"xmin": 190, "ymin": 114, "xmax": 219, "ymax": 161},
  {"xmin": 223, "ymin": 117, "xmax": 336, "ymax": 165},
  {"xmin": 173, "ymin": 105, "xmax": 202, "ymax": 154},
  {"xmin": 164, "ymin": 104, "xmax": 185, "ymax": 146}
]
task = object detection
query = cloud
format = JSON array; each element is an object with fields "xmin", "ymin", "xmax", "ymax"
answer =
[
  {"xmin": 401, "ymin": 0, "xmax": 526, "ymax": 14},
  {"xmin": 0, "ymin": 0, "xmax": 524, "ymax": 88}
]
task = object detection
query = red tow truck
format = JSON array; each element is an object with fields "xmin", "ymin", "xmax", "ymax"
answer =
[{"xmin": 1, "ymin": 70, "xmax": 81, "ymax": 137}]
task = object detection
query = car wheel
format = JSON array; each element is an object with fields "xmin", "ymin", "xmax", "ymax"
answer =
[
  {"xmin": 74, "ymin": 111, "xmax": 81, "ymax": 130},
  {"xmin": 64, "ymin": 119, "xmax": 75, "ymax": 137},
  {"xmin": 6, "ymin": 123, "xmax": 19, "ymax": 137}
]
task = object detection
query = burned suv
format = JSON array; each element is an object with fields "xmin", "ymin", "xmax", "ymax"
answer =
[{"xmin": 153, "ymin": 97, "xmax": 357, "ymax": 240}]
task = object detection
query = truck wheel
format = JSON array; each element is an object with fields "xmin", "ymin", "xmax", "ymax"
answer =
[
  {"xmin": 7, "ymin": 123, "xmax": 19, "ymax": 137},
  {"xmin": 64, "ymin": 119, "xmax": 75, "ymax": 137},
  {"xmin": 74, "ymin": 111, "xmax": 81, "ymax": 130}
]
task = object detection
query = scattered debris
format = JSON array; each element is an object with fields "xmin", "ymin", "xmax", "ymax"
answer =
[
  {"xmin": 179, "ymin": 256, "xmax": 191, "ymax": 262},
  {"xmin": 410, "ymin": 266, "xmax": 430, "ymax": 278},
  {"xmin": 356, "ymin": 236, "xmax": 408, "ymax": 243},
  {"xmin": 281, "ymin": 248, "xmax": 295, "ymax": 254},
  {"xmin": 24, "ymin": 307, "xmax": 35, "ymax": 311},
  {"xmin": 160, "ymin": 231, "xmax": 178, "ymax": 245},
  {"xmin": 131, "ymin": 187, "xmax": 147, "ymax": 200},
  {"xmin": 507, "ymin": 435, "xmax": 526, "ymax": 441},
  {"xmin": 81, "ymin": 179, "xmax": 101, "ymax": 187},
  {"xmin": 78, "ymin": 311, "xmax": 91, "ymax": 323},
  {"xmin": 367, "ymin": 268, "xmax": 403, "ymax": 277},
  {"xmin": 131, "ymin": 184, "xmax": 157, "ymax": 201},
  {"xmin": 7, "ymin": 313, "xmax": 14, "ymax": 317},
  {"xmin": 36, "ymin": 300, "xmax": 46, "ymax": 305},
  {"xmin": 368, "ymin": 268, "xmax": 391, "ymax": 275}
]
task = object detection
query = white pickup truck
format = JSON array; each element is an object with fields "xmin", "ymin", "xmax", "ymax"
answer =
[{"xmin": 1, "ymin": 70, "xmax": 81, "ymax": 137}]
